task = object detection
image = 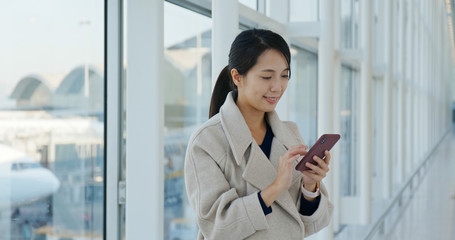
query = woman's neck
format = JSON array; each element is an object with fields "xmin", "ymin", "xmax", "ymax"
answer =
[
  {"xmin": 244, "ymin": 112, "xmax": 266, "ymax": 132},
  {"xmin": 236, "ymin": 100, "xmax": 267, "ymax": 139}
]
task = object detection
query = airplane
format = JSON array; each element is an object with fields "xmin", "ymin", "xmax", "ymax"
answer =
[{"xmin": 0, "ymin": 144, "xmax": 60, "ymax": 211}]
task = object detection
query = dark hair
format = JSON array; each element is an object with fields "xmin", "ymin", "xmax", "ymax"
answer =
[{"xmin": 209, "ymin": 29, "xmax": 291, "ymax": 118}]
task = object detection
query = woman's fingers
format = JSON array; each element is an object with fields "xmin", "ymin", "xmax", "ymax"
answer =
[
  {"xmin": 286, "ymin": 154, "xmax": 301, "ymax": 164},
  {"xmin": 302, "ymin": 170, "xmax": 324, "ymax": 182},
  {"xmin": 301, "ymin": 150, "xmax": 333, "ymax": 185},
  {"xmin": 305, "ymin": 162, "xmax": 326, "ymax": 176},
  {"xmin": 323, "ymin": 150, "xmax": 331, "ymax": 165},
  {"xmin": 304, "ymin": 154, "xmax": 330, "ymax": 176},
  {"xmin": 286, "ymin": 145, "xmax": 308, "ymax": 157},
  {"xmin": 277, "ymin": 150, "xmax": 305, "ymax": 191},
  {"xmin": 310, "ymin": 154, "xmax": 329, "ymax": 172}
]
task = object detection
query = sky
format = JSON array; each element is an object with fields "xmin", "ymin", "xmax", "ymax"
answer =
[
  {"xmin": 0, "ymin": 0, "xmax": 214, "ymax": 109},
  {"xmin": 0, "ymin": 0, "xmax": 104, "ymax": 109},
  {"xmin": 164, "ymin": 2, "xmax": 211, "ymax": 48}
]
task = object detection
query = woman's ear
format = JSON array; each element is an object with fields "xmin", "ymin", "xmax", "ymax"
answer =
[{"xmin": 231, "ymin": 68, "xmax": 242, "ymax": 87}]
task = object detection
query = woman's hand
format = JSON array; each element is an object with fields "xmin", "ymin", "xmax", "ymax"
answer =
[
  {"xmin": 273, "ymin": 145, "xmax": 308, "ymax": 192},
  {"xmin": 300, "ymin": 150, "xmax": 331, "ymax": 191},
  {"xmin": 261, "ymin": 144, "xmax": 307, "ymax": 207}
]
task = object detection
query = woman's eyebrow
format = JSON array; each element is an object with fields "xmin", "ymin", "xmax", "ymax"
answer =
[{"xmin": 261, "ymin": 67, "xmax": 289, "ymax": 72}]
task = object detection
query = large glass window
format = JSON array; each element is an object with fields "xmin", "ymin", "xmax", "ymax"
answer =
[
  {"xmin": 372, "ymin": 77, "xmax": 384, "ymax": 199},
  {"xmin": 0, "ymin": 1, "xmax": 105, "ymax": 239},
  {"xmin": 289, "ymin": 0, "xmax": 319, "ymax": 22},
  {"xmin": 163, "ymin": 2, "xmax": 212, "ymax": 240},
  {"xmin": 289, "ymin": 47, "xmax": 318, "ymax": 145},
  {"xmin": 340, "ymin": 66, "xmax": 359, "ymax": 196},
  {"xmin": 341, "ymin": 0, "xmax": 359, "ymax": 49},
  {"xmin": 392, "ymin": 83, "xmax": 399, "ymax": 189},
  {"xmin": 372, "ymin": 0, "xmax": 384, "ymax": 67}
]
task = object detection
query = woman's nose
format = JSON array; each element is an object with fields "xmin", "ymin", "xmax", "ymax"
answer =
[{"xmin": 270, "ymin": 78, "xmax": 282, "ymax": 92}]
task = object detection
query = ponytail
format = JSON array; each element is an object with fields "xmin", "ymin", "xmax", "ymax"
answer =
[{"xmin": 209, "ymin": 65, "xmax": 237, "ymax": 118}]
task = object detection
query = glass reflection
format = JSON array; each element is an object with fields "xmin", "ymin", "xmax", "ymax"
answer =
[
  {"xmin": 0, "ymin": 1, "xmax": 105, "ymax": 239},
  {"xmin": 289, "ymin": 47, "xmax": 318, "ymax": 146},
  {"xmin": 341, "ymin": 0, "xmax": 359, "ymax": 49},
  {"xmin": 289, "ymin": 0, "xmax": 319, "ymax": 22},
  {"xmin": 340, "ymin": 66, "xmax": 358, "ymax": 196},
  {"xmin": 163, "ymin": 2, "xmax": 211, "ymax": 240}
]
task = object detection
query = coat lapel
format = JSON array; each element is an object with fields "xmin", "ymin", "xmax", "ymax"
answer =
[{"xmin": 219, "ymin": 92, "xmax": 253, "ymax": 166}]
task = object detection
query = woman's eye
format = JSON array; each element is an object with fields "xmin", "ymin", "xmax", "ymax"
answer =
[
  {"xmin": 282, "ymin": 75, "xmax": 289, "ymax": 79},
  {"xmin": 261, "ymin": 76, "xmax": 272, "ymax": 80}
]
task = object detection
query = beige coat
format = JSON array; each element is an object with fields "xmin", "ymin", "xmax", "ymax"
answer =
[{"xmin": 184, "ymin": 92, "xmax": 334, "ymax": 240}]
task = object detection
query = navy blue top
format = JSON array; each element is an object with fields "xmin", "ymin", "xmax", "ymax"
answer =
[
  {"xmin": 257, "ymin": 122, "xmax": 320, "ymax": 216},
  {"xmin": 259, "ymin": 123, "xmax": 274, "ymax": 158}
]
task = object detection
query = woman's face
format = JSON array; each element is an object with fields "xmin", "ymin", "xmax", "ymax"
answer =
[{"xmin": 233, "ymin": 48, "xmax": 290, "ymax": 115}]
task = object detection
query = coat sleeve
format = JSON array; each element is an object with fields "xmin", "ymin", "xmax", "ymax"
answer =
[
  {"xmin": 297, "ymin": 182, "xmax": 334, "ymax": 237},
  {"xmin": 184, "ymin": 141, "xmax": 269, "ymax": 240}
]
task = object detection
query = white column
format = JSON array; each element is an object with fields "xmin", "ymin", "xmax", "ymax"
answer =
[
  {"xmin": 212, "ymin": 0, "xmax": 238, "ymax": 89},
  {"xmin": 435, "ymin": 2, "xmax": 438, "ymax": 144},
  {"xmin": 415, "ymin": 0, "xmax": 419, "ymax": 163},
  {"xmin": 422, "ymin": 0, "xmax": 426, "ymax": 158},
  {"xmin": 406, "ymin": 0, "xmax": 413, "ymax": 175},
  {"xmin": 397, "ymin": 0, "xmax": 406, "ymax": 182},
  {"xmin": 317, "ymin": 0, "xmax": 335, "ymax": 237},
  {"xmin": 332, "ymin": 0, "xmax": 342, "ymax": 233},
  {"xmin": 436, "ymin": 2, "xmax": 440, "ymax": 139},
  {"xmin": 427, "ymin": 1, "xmax": 431, "ymax": 153},
  {"xmin": 408, "ymin": 0, "xmax": 415, "ymax": 173},
  {"xmin": 434, "ymin": 2, "xmax": 439, "ymax": 142},
  {"xmin": 359, "ymin": 0, "xmax": 373, "ymax": 224},
  {"xmin": 382, "ymin": 0, "xmax": 394, "ymax": 199},
  {"xmin": 440, "ymin": 2, "xmax": 445, "ymax": 137},
  {"xmin": 423, "ymin": 0, "xmax": 429, "ymax": 156},
  {"xmin": 417, "ymin": 0, "xmax": 423, "ymax": 162},
  {"xmin": 106, "ymin": 0, "xmax": 121, "ymax": 239},
  {"xmin": 429, "ymin": 1, "xmax": 433, "ymax": 148},
  {"xmin": 126, "ymin": 0, "xmax": 164, "ymax": 239},
  {"xmin": 331, "ymin": 57, "xmax": 341, "ymax": 233}
]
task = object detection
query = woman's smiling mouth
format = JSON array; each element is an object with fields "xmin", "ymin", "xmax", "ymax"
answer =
[{"xmin": 264, "ymin": 96, "xmax": 279, "ymax": 103}]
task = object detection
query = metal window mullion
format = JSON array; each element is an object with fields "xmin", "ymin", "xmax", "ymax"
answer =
[
  {"xmin": 106, "ymin": 0, "xmax": 122, "ymax": 239},
  {"xmin": 382, "ymin": 0, "xmax": 393, "ymax": 199},
  {"xmin": 358, "ymin": 0, "xmax": 373, "ymax": 225}
]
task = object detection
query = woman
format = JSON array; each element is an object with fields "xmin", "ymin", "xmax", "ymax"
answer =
[{"xmin": 184, "ymin": 29, "xmax": 333, "ymax": 240}]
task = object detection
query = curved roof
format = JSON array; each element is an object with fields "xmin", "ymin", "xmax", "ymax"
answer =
[
  {"xmin": 55, "ymin": 65, "xmax": 103, "ymax": 95},
  {"xmin": 10, "ymin": 75, "xmax": 52, "ymax": 100}
]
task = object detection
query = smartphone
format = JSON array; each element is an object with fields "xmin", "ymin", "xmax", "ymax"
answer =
[{"xmin": 295, "ymin": 134, "xmax": 341, "ymax": 171}]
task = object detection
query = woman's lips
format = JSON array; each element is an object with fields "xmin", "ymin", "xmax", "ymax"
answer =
[{"xmin": 264, "ymin": 96, "xmax": 279, "ymax": 104}]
